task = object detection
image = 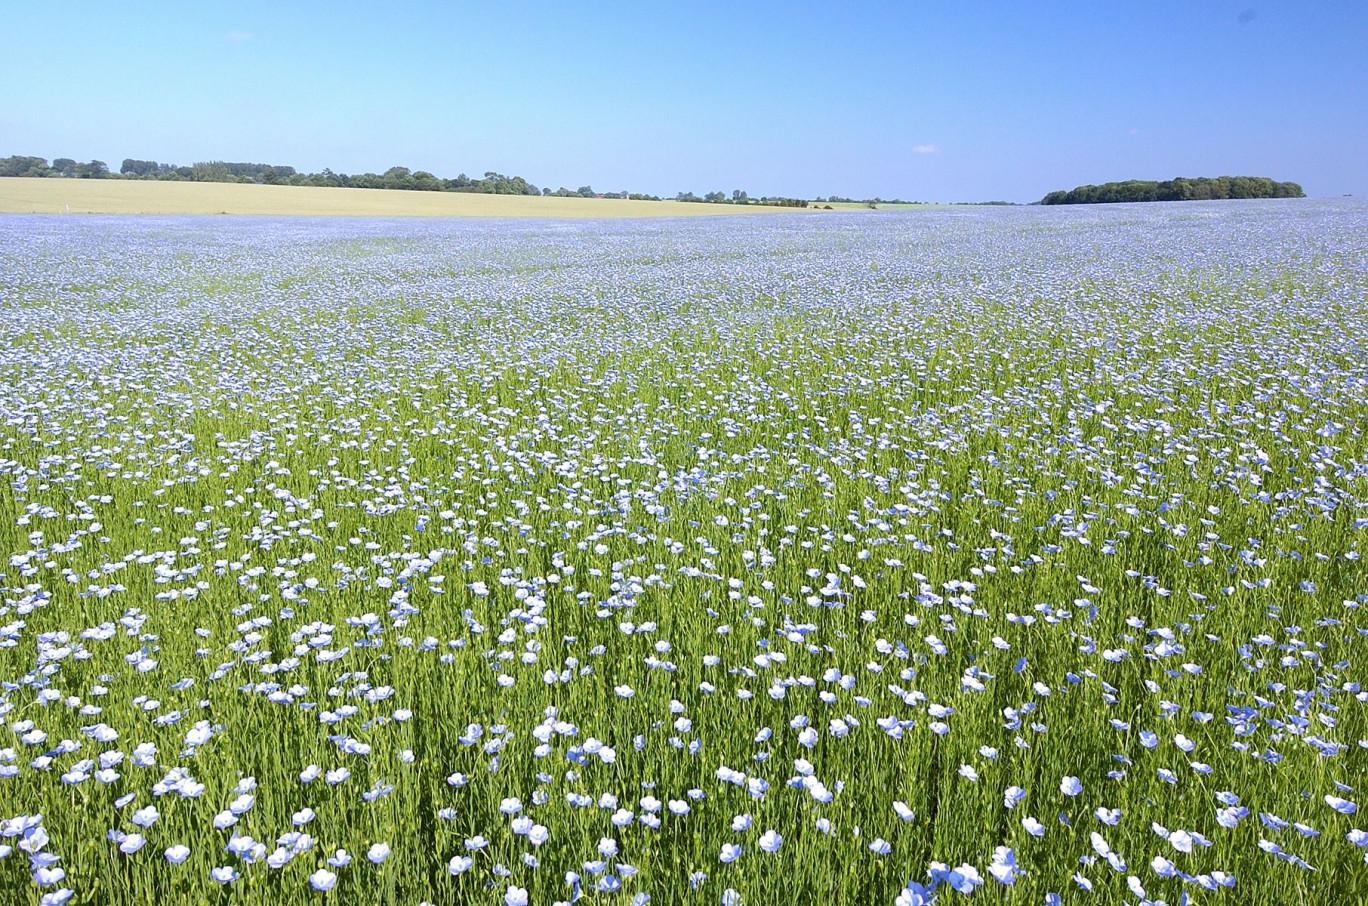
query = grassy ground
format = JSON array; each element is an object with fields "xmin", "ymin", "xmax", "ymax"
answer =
[{"xmin": 0, "ymin": 178, "xmax": 813, "ymax": 218}]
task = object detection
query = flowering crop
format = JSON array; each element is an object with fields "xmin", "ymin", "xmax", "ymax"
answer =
[{"xmin": 1, "ymin": 201, "xmax": 1367, "ymax": 904}]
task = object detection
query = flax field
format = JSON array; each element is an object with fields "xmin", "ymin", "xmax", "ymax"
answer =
[{"xmin": 2, "ymin": 201, "xmax": 1367, "ymax": 905}]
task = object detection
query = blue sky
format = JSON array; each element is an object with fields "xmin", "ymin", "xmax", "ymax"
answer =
[{"xmin": 3, "ymin": 1, "xmax": 1365, "ymax": 201}]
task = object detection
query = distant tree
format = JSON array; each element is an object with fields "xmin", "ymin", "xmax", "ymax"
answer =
[
  {"xmin": 577, "ymin": 185, "xmax": 595, "ymax": 198},
  {"xmin": 121, "ymin": 158, "xmax": 162, "ymax": 177},
  {"xmin": 380, "ymin": 166, "xmax": 411, "ymax": 190},
  {"xmin": 400, "ymin": 170, "xmax": 438, "ymax": 191},
  {"xmin": 0, "ymin": 155, "xmax": 51, "ymax": 177},
  {"xmin": 76, "ymin": 159, "xmax": 109, "ymax": 178},
  {"xmin": 52, "ymin": 158, "xmax": 78, "ymax": 177},
  {"xmin": 191, "ymin": 161, "xmax": 231, "ymax": 182}
]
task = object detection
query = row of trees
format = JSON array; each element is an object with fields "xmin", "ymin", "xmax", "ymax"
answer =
[
  {"xmin": 541, "ymin": 186, "xmax": 663, "ymax": 201},
  {"xmin": 676, "ymin": 190, "xmax": 808, "ymax": 207},
  {"xmin": 817, "ymin": 195, "xmax": 922, "ymax": 204},
  {"xmin": 4, "ymin": 154, "xmax": 831, "ymax": 206},
  {"xmin": 0, "ymin": 155, "xmax": 546, "ymax": 196},
  {"xmin": 1041, "ymin": 176, "xmax": 1305, "ymax": 205},
  {"xmin": 1, "ymin": 156, "xmax": 113, "ymax": 179}
]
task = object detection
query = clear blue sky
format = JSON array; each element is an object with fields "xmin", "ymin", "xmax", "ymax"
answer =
[{"xmin": 3, "ymin": 1, "xmax": 1365, "ymax": 201}]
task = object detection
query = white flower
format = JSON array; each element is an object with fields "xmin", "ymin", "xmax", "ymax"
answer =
[
  {"xmin": 1327, "ymin": 795, "xmax": 1358, "ymax": 815},
  {"xmin": 309, "ymin": 868, "xmax": 337, "ymax": 891},
  {"xmin": 1061, "ymin": 776, "xmax": 1083, "ymax": 797},
  {"xmin": 367, "ymin": 842, "xmax": 390, "ymax": 864},
  {"xmin": 505, "ymin": 887, "xmax": 529, "ymax": 906},
  {"xmin": 988, "ymin": 846, "xmax": 1018, "ymax": 884},
  {"xmin": 184, "ymin": 721, "xmax": 213, "ymax": 748},
  {"xmin": 720, "ymin": 842, "xmax": 742, "ymax": 863},
  {"xmin": 34, "ymin": 866, "xmax": 65, "ymax": 885},
  {"xmin": 759, "ymin": 830, "xmax": 782, "ymax": 853},
  {"xmin": 947, "ymin": 864, "xmax": 983, "ymax": 894}
]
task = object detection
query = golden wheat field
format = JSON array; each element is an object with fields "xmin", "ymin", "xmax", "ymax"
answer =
[{"xmin": 0, "ymin": 177, "xmax": 810, "ymax": 218}]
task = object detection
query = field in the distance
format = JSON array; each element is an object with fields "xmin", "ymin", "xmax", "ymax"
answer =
[{"xmin": 0, "ymin": 177, "xmax": 811, "ymax": 218}]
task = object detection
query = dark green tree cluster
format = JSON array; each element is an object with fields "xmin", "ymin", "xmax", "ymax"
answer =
[
  {"xmin": 1, "ymin": 155, "xmax": 109, "ymax": 178},
  {"xmin": 1041, "ymin": 176, "xmax": 1305, "ymax": 205},
  {"xmin": 121, "ymin": 159, "xmax": 188, "ymax": 177},
  {"xmin": 676, "ymin": 190, "xmax": 808, "ymax": 208},
  {"xmin": 817, "ymin": 195, "xmax": 922, "ymax": 205}
]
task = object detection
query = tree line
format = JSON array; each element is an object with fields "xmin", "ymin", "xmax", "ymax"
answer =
[
  {"xmin": 1041, "ymin": 176, "xmax": 1305, "ymax": 205},
  {"xmin": 673, "ymin": 190, "xmax": 809, "ymax": 207},
  {"xmin": 0, "ymin": 155, "xmax": 570, "ymax": 197},
  {"xmin": 2, "ymin": 155, "xmax": 810, "ymax": 206}
]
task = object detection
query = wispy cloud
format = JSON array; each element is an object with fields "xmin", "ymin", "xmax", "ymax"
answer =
[
  {"xmin": 225, "ymin": 31, "xmax": 253, "ymax": 41},
  {"xmin": 911, "ymin": 144, "xmax": 939, "ymax": 155}
]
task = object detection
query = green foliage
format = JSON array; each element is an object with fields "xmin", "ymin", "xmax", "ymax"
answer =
[
  {"xmin": 822, "ymin": 195, "xmax": 924, "ymax": 205},
  {"xmin": 0, "ymin": 155, "xmax": 52, "ymax": 177},
  {"xmin": 75, "ymin": 159, "xmax": 109, "ymax": 178},
  {"xmin": 678, "ymin": 190, "xmax": 809, "ymax": 208},
  {"xmin": 121, "ymin": 158, "xmax": 178, "ymax": 177},
  {"xmin": 1042, "ymin": 176, "xmax": 1306, "ymax": 205}
]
